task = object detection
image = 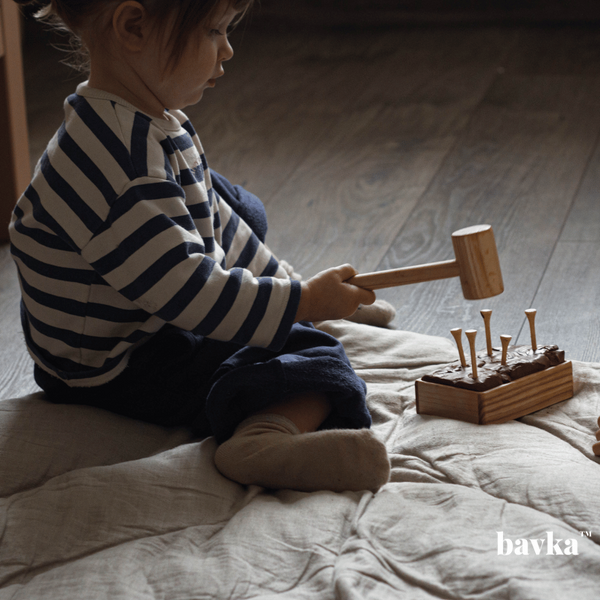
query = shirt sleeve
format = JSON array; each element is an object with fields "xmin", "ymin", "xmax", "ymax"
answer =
[
  {"xmin": 81, "ymin": 177, "xmax": 302, "ymax": 350},
  {"xmin": 215, "ymin": 189, "xmax": 291, "ymax": 280}
]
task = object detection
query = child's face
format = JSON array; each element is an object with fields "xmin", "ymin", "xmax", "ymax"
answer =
[
  {"xmin": 161, "ymin": 4, "xmax": 237, "ymax": 110},
  {"xmin": 88, "ymin": 0, "xmax": 241, "ymax": 117},
  {"xmin": 132, "ymin": 1, "xmax": 239, "ymax": 113}
]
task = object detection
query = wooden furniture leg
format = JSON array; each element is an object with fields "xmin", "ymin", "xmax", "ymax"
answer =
[{"xmin": 0, "ymin": 0, "xmax": 30, "ymax": 241}]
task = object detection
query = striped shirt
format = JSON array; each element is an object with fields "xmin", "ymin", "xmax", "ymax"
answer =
[{"xmin": 9, "ymin": 83, "xmax": 301, "ymax": 387}]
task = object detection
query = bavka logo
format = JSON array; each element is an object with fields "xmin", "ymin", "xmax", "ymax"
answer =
[{"xmin": 497, "ymin": 531, "xmax": 579, "ymax": 556}]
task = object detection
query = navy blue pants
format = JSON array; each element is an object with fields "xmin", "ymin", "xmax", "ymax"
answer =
[
  {"xmin": 36, "ymin": 322, "xmax": 371, "ymax": 442},
  {"xmin": 35, "ymin": 172, "xmax": 372, "ymax": 443}
]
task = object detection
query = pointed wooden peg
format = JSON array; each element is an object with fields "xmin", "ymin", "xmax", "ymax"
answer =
[
  {"xmin": 480, "ymin": 309, "xmax": 493, "ymax": 356},
  {"xmin": 500, "ymin": 334, "xmax": 512, "ymax": 366},
  {"xmin": 450, "ymin": 328, "xmax": 467, "ymax": 368},
  {"xmin": 525, "ymin": 308, "xmax": 537, "ymax": 352},
  {"xmin": 465, "ymin": 329, "xmax": 478, "ymax": 380}
]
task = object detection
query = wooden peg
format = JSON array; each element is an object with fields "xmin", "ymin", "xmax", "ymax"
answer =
[
  {"xmin": 480, "ymin": 309, "xmax": 493, "ymax": 356},
  {"xmin": 500, "ymin": 334, "xmax": 512, "ymax": 366},
  {"xmin": 465, "ymin": 329, "xmax": 478, "ymax": 380},
  {"xmin": 525, "ymin": 308, "xmax": 537, "ymax": 352},
  {"xmin": 450, "ymin": 328, "xmax": 467, "ymax": 368}
]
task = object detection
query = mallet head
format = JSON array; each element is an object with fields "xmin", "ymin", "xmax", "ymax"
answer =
[{"xmin": 451, "ymin": 224, "xmax": 504, "ymax": 300}]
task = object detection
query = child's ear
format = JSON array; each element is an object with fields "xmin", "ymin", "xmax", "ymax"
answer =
[{"xmin": 112, "ymin": 1, "xmax": 148, "ymax": 52}]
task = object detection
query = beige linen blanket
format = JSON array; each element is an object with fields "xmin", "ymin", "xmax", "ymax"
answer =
[{"xmin": 1, "ymin": 320, "xmax": 599, "ymax": 599}]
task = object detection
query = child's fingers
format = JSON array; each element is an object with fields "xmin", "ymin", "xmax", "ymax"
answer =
[
  {"xmin": 353, "ymin": 286, "xmax": 376, "ymax": 306},
  {"xmin": 337, "ymin": 264, "xmax": 375, "ymax": 306},
  {"xmin": 296, "ymin": 264, "xmax": 377, "ymax": 323},
  {"xmin": 335, "ymin": 264, "xmax": 359, "ymax": 281}
]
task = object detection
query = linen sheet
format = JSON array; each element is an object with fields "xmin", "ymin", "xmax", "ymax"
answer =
[{"xmin": 1, "ymin": 320, "xmax": 599, "ymax": 599}]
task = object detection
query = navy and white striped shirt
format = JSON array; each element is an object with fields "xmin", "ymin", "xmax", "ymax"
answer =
[{"xmin": 9, "ymin": 83, "xmax": 301, "ymax": 387}]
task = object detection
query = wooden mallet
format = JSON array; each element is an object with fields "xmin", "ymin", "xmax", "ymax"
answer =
[{"xmin": 348, "ymin": 224, "xmax": 504, "ymax": 300}]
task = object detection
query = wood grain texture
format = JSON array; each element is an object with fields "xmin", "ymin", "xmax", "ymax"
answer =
[
  {"xmin": 530, "ymin": 121, "xmax": 600, "ymax": 361},
  {"xmin": 522, "ymin": 242, "xmax": 600, "ymax": 363},
  {"xmin": 191, "ymin": 26, "xmax": 513, "ymax": 212},
  {"xmin": 236, "ymin": 27, "xmax": 513, "ymax": 276},
  {"xmin": 256, "ymin": 1, "xmax": 600, "ymax": 26},
  {"xmin": 560, "ymin": 134, "xmax": 600, "ymax": 243},
  {"xmin": 376, "ymin": 28, "xmax": 600, "ymax": 356},
  {"xmin": 0, "ymin": 245, "xmax": 39, "ymax": 398}
]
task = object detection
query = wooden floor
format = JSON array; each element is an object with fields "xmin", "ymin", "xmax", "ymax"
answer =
[{"xmin": 2, "ymin": 20, "xmax": 600, "ymax": 399}]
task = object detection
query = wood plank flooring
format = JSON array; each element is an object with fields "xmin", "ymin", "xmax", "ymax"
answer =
[{"xmin": 2, "ymin": 21, "xmax": 600, "ymax": 399}]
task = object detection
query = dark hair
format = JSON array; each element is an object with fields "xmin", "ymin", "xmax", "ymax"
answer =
[{"xmin": 14, "ymin": 0, "xmax": 254, "ymax": 72}]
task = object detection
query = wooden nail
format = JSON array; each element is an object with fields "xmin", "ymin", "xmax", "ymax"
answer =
[
  {"xmin": 500, "ymin": 334, "xmax": 512, "ymax": 366},
  {"xmin": 525, "ymin": 308, "xmax": 537, "ymax": 352},
  {"xmin": 465, "ymin": 329, "xmax": 478, "ymax": 380},
  {"xmin": 450, "ymin": 328, "xmax": 467, "ymax": 368},
  {"xmin": 480, "ymin": 309, "xmax": 493, "ymax": 356}
]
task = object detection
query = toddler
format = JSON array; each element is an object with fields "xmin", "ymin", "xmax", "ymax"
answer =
[{"xmin": 10, "ymin": 0, "xmax": 391, "ymax": 492}]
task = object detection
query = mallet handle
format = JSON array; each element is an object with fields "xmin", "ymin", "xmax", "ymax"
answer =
[{"xmin": 348, "ymin": 259, "xmax": 461, "ymax": 291}]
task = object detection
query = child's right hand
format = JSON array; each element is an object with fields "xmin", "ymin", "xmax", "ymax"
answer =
[{"xmin": 294, "ymin": 264, "xmax": 376, "ymax": 323}]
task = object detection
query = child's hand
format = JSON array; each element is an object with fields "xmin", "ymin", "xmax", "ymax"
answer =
[{"xmin": 295, "ymin": 264, "xmax": 376, "ymax": 323}]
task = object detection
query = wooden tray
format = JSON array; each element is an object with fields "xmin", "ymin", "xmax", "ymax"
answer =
[{"xmin": 415, "ymin": 361, "xmax": 573, "ymax": 424}]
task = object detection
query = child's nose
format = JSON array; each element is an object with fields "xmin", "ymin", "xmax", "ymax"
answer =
[{"xmin": 220, "ymin": 37, "xmax": 234, "ymax": 62}]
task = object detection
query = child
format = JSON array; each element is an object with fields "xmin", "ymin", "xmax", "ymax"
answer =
[{"xmin": 10, "ymin": 0, "xmax": 391, "ymax": 492}]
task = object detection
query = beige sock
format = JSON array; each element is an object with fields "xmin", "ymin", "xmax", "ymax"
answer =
[{"xmin": 214, "ymin": 414, "xmax": 390, "ymax": 493}]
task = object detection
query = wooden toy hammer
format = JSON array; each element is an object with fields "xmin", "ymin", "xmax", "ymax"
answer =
[{"xmin": 348, "ymin": 224, "xmax": 504, "ymax": 300}]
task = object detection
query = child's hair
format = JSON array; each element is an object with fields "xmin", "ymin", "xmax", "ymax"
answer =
[{"xmin": 14, "ymin": 0, "xmax": 254, "ymax": 72}]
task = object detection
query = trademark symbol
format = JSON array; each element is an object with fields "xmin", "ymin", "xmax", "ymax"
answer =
[{"xmin": 580, "ymin": 531, "xmax": 592, "ymax": 537}]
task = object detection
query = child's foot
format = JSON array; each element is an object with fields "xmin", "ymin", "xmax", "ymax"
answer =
[{"xmin": 214, "ymin": 414, "xmax": 390, "ymax": 493}]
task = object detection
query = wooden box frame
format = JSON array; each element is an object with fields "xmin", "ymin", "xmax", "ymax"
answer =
[{"xmin": 415, "ymin": 361, "xmax": 574, "ymax": 424}]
